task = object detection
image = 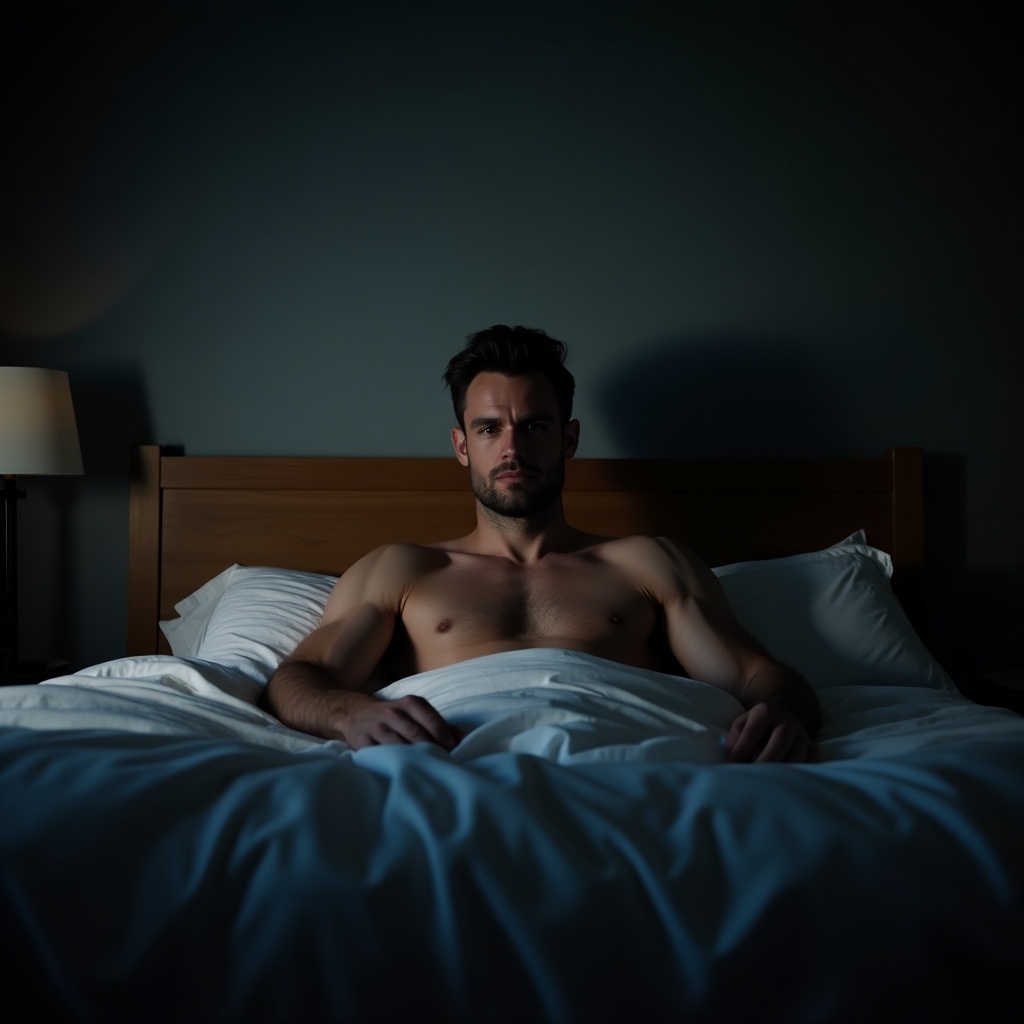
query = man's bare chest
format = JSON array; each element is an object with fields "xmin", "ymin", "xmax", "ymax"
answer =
[{"xmin": 399, "ymin": 555, "xmax": 657, "ymax": 650}]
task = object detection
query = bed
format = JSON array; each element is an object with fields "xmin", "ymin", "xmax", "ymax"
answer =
[{"xmin": 1, "ymin": 445, "xmax": 1021, "ymax": 1023}]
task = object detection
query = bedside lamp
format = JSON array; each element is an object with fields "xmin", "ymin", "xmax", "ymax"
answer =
[{"xmin": 0, "ymin": 368, "xmax": 84, "ymax": 682}]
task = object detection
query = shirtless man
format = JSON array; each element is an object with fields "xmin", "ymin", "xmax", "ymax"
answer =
[{"xmin": 260, "ymin": 326, "xmax": 820, "ymax": 763}]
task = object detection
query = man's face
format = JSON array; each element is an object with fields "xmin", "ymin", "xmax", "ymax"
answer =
[{"xmin": 452, "ymin": 371, "xmax": 579, "ymax": 520}]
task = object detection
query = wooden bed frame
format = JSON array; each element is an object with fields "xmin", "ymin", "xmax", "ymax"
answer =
[{"xmin": 127, "ymin": 445, "xmax": 926, "ymax": 656}]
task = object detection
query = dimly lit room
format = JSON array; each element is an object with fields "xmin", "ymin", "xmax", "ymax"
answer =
[{"xmin": 1, "ymin": 1, "xmax": 1021, "ymax": 1021}]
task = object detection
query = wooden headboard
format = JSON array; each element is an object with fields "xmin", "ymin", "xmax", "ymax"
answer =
[{"xmin": 127, "ymin": 445, "xmax": 926, "ymax": 656}]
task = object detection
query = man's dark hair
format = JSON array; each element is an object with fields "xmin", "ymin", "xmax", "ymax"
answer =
[{"xmin": 443, "ymin": 324, "xmax": 575, "ymax": 428}]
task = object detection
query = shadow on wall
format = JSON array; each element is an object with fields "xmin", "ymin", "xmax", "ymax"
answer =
[
  {"xmin": 71, "ymin": 365, "xmax": 155, "ymax": 479},
  {"xmin": 30, "ymin": 365, "xmax": 153, "ymax": 662},
  {"xmin": 594, "ymin": 335, "xmax": 856, "ymax": 458},
  {"xmin": 593, "ymin": 337, "xmax": 978, "ymax": 666}
]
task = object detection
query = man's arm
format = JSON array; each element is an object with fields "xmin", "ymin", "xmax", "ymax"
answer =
[
  {"xmin": 258, "ymin": 546, "xmax": 459, "ymax": 751},
  {"xmin": 629, "ymin": 536, "xmax": 820, "ymax": 763}
]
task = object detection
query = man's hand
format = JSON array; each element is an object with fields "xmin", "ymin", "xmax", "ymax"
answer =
[
  {"xmin": 341, "ymin": 691, "xmax": 462, "ymax": 751},
  {"xmin": 726, "ymin": 702, "xmax": 819, "ymax": 764}
]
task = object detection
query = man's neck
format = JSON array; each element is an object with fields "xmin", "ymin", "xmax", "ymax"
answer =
[{"xmin": 469, "ymin": 501, "xmax": 578, "ymax": 564}]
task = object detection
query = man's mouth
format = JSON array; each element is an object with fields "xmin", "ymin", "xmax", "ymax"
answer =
[{"xmin": 493, "ymin": 464, "xmax": 536, "ymax": 483}]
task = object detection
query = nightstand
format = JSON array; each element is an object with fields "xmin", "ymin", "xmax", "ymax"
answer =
[
  {"xmin": 0, "ymin": 659, "xmax": 70, "ymax": 686},
  {"xmin": 962, "ymin": 668, "xmax": 1024, "ymax": 716}
]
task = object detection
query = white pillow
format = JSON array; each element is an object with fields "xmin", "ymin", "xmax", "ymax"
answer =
[
  {"xmin": 713, "ymin": 538, "xmax": 951, "ymax": 690},
  {"xmin": 160, "ymin": 565, "xmax": 337, "ymax": 683},
  {"xmin": 158, "ymin": 565, "xmax": 236, "ymax": 660}
]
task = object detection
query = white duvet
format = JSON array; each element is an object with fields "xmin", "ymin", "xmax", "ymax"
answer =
[
  {"xmin": 2, "ymin": 647, "xmax": 1017, "ymax": 762},
  {"xmin": 2, "ymin": 649, "xmax": 1023, "ymax": 1023}
]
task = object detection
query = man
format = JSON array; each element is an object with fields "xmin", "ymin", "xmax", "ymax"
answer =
[{"xmin": 260, "ymin": 325, "xmax": 820, "ymax": 763}]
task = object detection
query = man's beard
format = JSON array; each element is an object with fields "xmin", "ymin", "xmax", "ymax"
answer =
[{"xmin": 469, "ymin": 460, "xmax": 565, "ymax": 520}]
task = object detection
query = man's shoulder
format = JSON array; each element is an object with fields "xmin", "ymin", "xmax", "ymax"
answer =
[
  {"xmin": 593, "ymin": 534, "xmax": 709, "ymax": 587},
  {"xmin": 355, "ymin": 541, "xmax": 454, "ymax": 573},
  {"xmin": 331, "ymin": 542, "xmax": 455, "ymax": 610},
  {"xmin": 591, "ymin": 533, "xmax": 696, "ymax": 560}
]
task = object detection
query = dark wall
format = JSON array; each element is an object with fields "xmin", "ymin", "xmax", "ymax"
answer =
[{"xmin": 1, "ymin": 1, "xmax": 1020, "ymax": 674}]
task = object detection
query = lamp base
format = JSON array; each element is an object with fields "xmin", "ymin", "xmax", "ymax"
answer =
[{"xmin": 0, "ymin": 659, "xmax": 70, "ymax": 686}]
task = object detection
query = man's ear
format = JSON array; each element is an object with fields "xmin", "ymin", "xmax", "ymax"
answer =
[
  {"xmin": 452, "ymin": 427, "xmax": 469, "ymax": 466},
  {"xmin": 564, "ymin": 419, "xmax": 580, "ymax": 460}
]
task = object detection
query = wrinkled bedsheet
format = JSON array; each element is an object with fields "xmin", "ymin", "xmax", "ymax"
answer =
[{"xmin": 2, "ymin": 649, "xmax": 1022, "ymax": 1022}]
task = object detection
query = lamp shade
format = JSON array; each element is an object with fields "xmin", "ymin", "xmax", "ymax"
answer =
[{"xmin": 0, "ymin": 367, "xmax": 84, "ymax": 476}]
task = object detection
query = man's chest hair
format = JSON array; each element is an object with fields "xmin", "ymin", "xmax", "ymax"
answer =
[{"xmin": 401, "ymin": 555, "xmax": 657, "ymax": 643}]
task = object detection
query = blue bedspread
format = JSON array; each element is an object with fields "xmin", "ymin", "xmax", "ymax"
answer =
[{"xmin": 2, "ymin": 649, "xmax": 1022, "ymax": 1022}]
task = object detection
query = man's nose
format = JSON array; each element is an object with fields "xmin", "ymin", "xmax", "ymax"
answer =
[{"xmin": 503, "ymin": 425, "xmax": 529, "ymax": 458}]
